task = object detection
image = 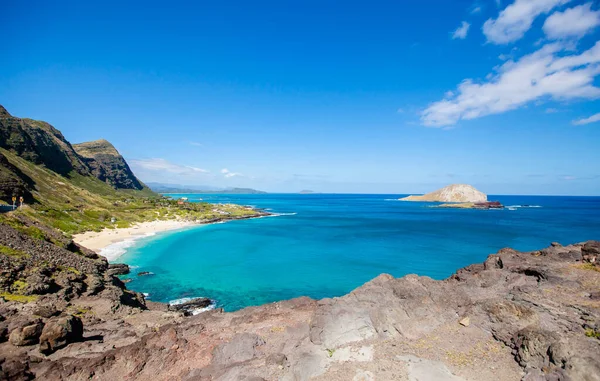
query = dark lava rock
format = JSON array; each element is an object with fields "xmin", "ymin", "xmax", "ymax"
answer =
[
  {"xmin": 0, "ymin": 357, "xmax": 34, "ymax": 381},
  {"xmin": 8, "ymin": 319, "xmax": 43, "ymax": 346},
  {"xmin": 107, "ymin": 263, "xmax": 130, "ymax": 276},
  {"xmin": 39, "ymin": 315, "xmax": 83, "ymax": 355},
  {"xmin": 473, "ymin": 201, "xmax": 504, "ymax": 209},
  {"xmin": 137, "ymin": 271, "xmax": 153, "ymax": 277},
  {"xmin": 168, "ymin": 297, "xmax": 212, "ymax": 316}
]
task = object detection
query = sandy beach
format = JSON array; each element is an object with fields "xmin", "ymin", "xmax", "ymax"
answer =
[{"xmin": 73, "ymin": 220, "xmax": 197, "ymax": 261}]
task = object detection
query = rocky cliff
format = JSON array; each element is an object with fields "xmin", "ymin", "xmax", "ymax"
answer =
[
  {"xmin": 73, "ymin": 139, "xmax": 146, "ymax": 190},
  {"xmin": 0, "ymin": 105, "xmax": 148, "ymax": 198},
  {"xmin": 401, "ymin": 184, "xmax": 488, "ymax": 203},
  {"xmin": 1, "ymin": 227, "xmax": 599, "ymax": 380},
  {"xmin": 0, "ymin": 106, "xmax": 90, "ymax": 178}
]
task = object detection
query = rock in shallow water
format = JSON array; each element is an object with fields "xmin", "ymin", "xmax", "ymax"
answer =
[
  {"xmin": 107, "ymin": 263, "xmax": 130, "ymax": 276},
  {"xmin": 168, "ymin": 297, "xmax": 212, "ymax": 316}
]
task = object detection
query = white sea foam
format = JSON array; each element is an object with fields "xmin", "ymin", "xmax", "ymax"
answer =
[
  {"xmin": 506, "ymin": 205, "xmax": 542, "ymax": 209},
  {"xmin": 99, "ymin": 232, "xmax": 156, "ymax": 262},
  {"xmin": 168, "ymin": 297, "xmax": 217, "ymax": 315}
]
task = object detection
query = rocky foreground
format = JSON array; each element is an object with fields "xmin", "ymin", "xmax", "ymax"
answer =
[{"xmin": 1, "ymin": 222, "xmax": 599, "ymax": 381}]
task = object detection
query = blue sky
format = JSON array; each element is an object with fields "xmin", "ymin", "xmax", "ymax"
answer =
[{"xmin": 1, "ymin": 0, "xmax": 599, "ymax": 195}]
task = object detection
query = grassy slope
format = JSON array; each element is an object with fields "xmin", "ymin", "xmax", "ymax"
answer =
[{"xmin": 0, "ymin": 148, "xmax": 260, "ymax": 236}]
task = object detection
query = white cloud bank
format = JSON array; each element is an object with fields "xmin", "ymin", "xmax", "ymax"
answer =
[
  {"xmin": 221, "ymin": 168, "xmax": 243, "ymax": 178},
  {"xmin": 452, "ymin": 21, "xmax": 471, "ymax": 39},
  {"xmin": 572, "ymin": 112, "xmax": 600, "ymax": 125},
  {"xmin": 130, "ymin": 158, "xmax": 209, "ymax": 175},
  {"xmin": 483, "ymin": 0, "xmax": 571, "ymax": 44},
  {"xmin": 421, "ymin": 41, "xmax": 600, "ymax": 127},
  {"xmin": 543, "ymin": 3, "xmax": 600, "ymax": 40}
]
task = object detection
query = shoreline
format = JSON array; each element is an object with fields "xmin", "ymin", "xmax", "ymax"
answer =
[
  {"xmin": 73, "ymin": 213, "xmax": 273, "ymax": 262},
  {"xmin": 73, "ymin": 220, "xmax": 197, "ymax": 262}
]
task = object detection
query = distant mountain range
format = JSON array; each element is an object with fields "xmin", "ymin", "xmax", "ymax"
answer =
[{"xmin": 147, "ymin": 183, "xmax": 267, "ymax": 194}]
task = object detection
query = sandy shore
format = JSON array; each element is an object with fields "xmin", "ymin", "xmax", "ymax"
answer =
[{"xmin": 73, "ymin": 220, "xmax": 197, "ymax": 261}]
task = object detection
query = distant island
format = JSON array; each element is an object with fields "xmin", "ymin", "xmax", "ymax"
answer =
[
  {"xmin": 148, "ymin": 183, "xmax": 267, "ymax": 194},
  {"xmin": 400, "ymin": 184, "xmax": 504, "ymax": 209},
  {"xmin": 400, "ymin": 184, "xmax": 487, "ymax": 203},
  {"xmin": 299, "ymin": 190, "xmax": 315, "ymax": 194}
]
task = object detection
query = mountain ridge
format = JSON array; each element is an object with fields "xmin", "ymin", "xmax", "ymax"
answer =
[{"xmin": 0, "ymin": 105, "xmax": 148, "ymax": 204}]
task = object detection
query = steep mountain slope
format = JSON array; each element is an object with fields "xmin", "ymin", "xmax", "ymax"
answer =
[
  {"xmin": 0, "ymin": 152, "xmax": 34, "ymax": 203},
  {"xmin": 73, "ymin": 139, "xmax": 146, "ymax": 190},
  {"xmin": 0, "ymin": 106, "xmax": 89, "ymax": 177}
]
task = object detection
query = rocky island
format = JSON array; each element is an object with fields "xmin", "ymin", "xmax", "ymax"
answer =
[
  {"xmin": 400, "ymin": 184, "xmax": 488, "ymax": 203},
  {"xmin": 1, "ymin": 106, "xmax": 599, "ymax": 380},
  {"xmin": 401, "ymin": 184, "xmax": 506, "ymax": 209}
]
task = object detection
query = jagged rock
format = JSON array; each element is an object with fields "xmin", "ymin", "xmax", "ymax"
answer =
[
  {"xmin": 137, "ymin": 271, "xmax": 153, "ymax": 277},
  {"xmin": 168, "ymin": 297, "xmax": 212, "ymax": 316},
  {"xmin": 38, "ymin": 315, "xmax": 83, "ymax": 355},
  {"xmin": 107, "ymin": 263, "xmax": 130, "ymax": 276},
  {"xmin": 8, "ymin": 319, "xmax": 43, "ymax": 346}
]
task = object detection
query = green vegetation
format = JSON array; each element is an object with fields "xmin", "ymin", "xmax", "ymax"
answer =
[
  {"xmin": 0, "ymin": 292, "xmax": 38, "ymax": 303},
  {"xmin": 12, "ymin": 280, "xmax": 28, "ymax": 293},
  {"xmin": 326, "ymin": 348, "xmax": 336, "ymax": 357},
  {"xmin": 575, "ymin": 263, "xmax": 600, "ymax": 272},
  {"xmin": 0, "ymin": 244, "xmax": 29, "ymax": 257},
  {"xmin": 585, "ymin": 328, "xmax": 600, "ymax": 339}
]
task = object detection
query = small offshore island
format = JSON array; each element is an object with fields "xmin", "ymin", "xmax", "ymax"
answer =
[
  {"xmin": 401, "ymin": 184, "xmax": 505, "ymax": 209},
  {"xmin": 0, "ymin": 105, "xmax": 599, "ymax": 380}
]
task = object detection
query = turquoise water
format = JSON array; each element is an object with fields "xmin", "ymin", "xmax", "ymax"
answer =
[{"xmin": 117, "ymin": 194, "xmax": 600, "ymax": 311}]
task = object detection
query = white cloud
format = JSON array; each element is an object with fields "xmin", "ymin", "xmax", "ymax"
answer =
[
  {"xmin": 471, "ymin": 6, "xmax": 482, "ymax": 14},
  {"xmin": 483, "ymin": 0, "xmax": 571, "ymax": 44},
  {"xmin": 421, "ymin": 41, "xmax": 600, "ymax": 127},
  {"xmin": 189, "ymin": 141, "xmax": 203, "ymax": 147},
  {"xmin": 221, "ymin": 168, "xmax": 243, "ymax": 178},
  {"xmin": 545, "ymin": 107, "xmax": 559, "ymax": 113},
  {"xmin": 543, "ymin": 3, "xmax": 600, "ymax": 40},
  {"xmin": 130, "ymin": 158, "xmax": 209, "ymax": 175},
  {"xmin": 452, "ymin": 21, "xmax": 471, "ymax": 39},
  {"xmin": 572, "ymin": 112, "xmax": 600, "ymax": 125}
]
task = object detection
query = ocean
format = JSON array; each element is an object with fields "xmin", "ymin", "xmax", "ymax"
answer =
[{"xmin": 114, "ymin": 194, "xmax": 600, "ymax": 311}]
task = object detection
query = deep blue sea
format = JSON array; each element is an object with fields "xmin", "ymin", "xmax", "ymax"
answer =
[{"xmin": 115, "ymin": 194, "xmax": 600, "ymax": 311}]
